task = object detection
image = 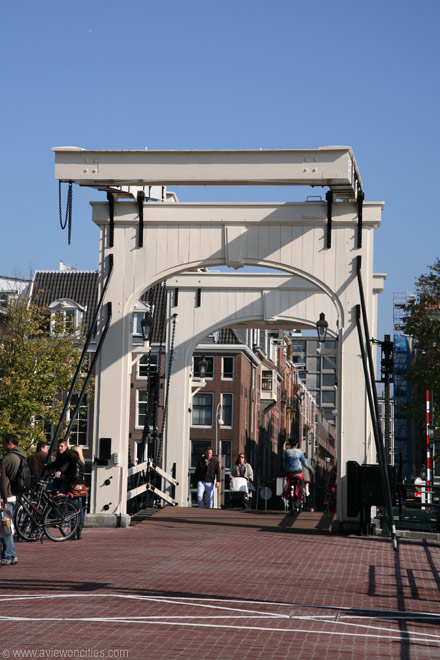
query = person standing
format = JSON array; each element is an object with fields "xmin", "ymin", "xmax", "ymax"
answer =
[
  {"xmin": 28, "ymin": 441, "xmax": 49, "ymax": 478},
  {"xmin": 64, "ymin": 445, "xmax": 86, "ymax": 539},
  {"xmin": 301, "ymin": 464, "xmax": 312, "ymax": 511},
  {"xmin": 1, "ymin": 434, "xmax": 25, "ymax": 565},
  {"xmin": 193, "ymin": 447, "xmax": 220, "ymax": 508},
  {"xmin": 45, "ymin": 439, "xmax": 71, "ymax": 493}
]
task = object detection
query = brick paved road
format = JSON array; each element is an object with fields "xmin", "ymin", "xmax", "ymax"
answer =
[{"xmin": 1, "ymin": 508, "xmax": 439, "ymax": 659}]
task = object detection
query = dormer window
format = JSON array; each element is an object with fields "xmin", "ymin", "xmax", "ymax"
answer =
[{"xmin": 49, "ymin": 298, "xmax": 85, "ymax": 335}]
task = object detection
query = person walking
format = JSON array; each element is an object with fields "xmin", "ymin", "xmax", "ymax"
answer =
[
  {"xmin": 193, "ymin": 447, "xmax": 220, "ymax": 509},
  {"xmin": 230, "ymin": 453, "xmax": 254, "ymax": 482},
  {"xmin": 1, "ymin": 434, "xmax": 24, "ymax": 565}
]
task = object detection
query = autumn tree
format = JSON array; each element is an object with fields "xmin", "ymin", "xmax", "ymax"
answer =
[
  {"xmin": 0, "ymin": 295, "xmax": 90, "ymax": 452},
  {"xmin": 402, "ymin": 258, "xmax": 440, "ymax": 431}
]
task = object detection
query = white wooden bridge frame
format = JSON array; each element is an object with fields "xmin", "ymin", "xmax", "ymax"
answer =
[{"xmin": 53, "ymin": 147, "xmax": 385, "ymax": 528}]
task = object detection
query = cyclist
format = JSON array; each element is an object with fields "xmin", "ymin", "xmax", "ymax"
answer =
[{"xmin": 283, "ymin": 440, "xmax": 313, "ymax": 500}]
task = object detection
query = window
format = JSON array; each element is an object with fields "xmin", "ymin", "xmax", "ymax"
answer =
[
  {"xmin": 68, "ymin": 394, "xmax": 89, "ymax": 446},
  {"xmin": 0, "ymin": 292, "xmax": 12, "ymax": 311},
  {"xmin": 191, "ymin": 440, "xmax": 212, "ymax": 468},
  {"xmin": 322, "ymin": 357, "xmax": 335, "ymax": 371},
  {"xmin": 138, "ymin": 353, "xmax": 158, "ymax": 379},
  {"xmin": 322, "ymin": 373, "xmax": 336, "ymax": 387},
  {"xmin": 192, "ymin": 392, "xmax": 213, "ymax": 426},
  {"xmin": 136, "ymin": 388, "xmax": 157, "ymax": 429},
  {"xmin": 136, "ymin": 389, "xmax": 149, "ymax": 428},
  {"xmin": 221, "ymin": 393, "xmax": 233, "ymax": 427},
  {"xmin": 193, "ymin": 355, "xmax": 214, "ymax": 379},
  {"xmin": 291, "ymin": 340, "xmax": 306, "ymax": 352},
  {"xmin": 222, "ymin": 356, "xmax": 234, "ymax": 380},
  {"xmin": 262, "ymin": 370, "xmax": 273, "ymax": 391},
  {"xmin": 132, "ymin": 313, "xmax": 144, "ymax": 337},
  {"xmin": 322, "ymin": 390, "xmax": 336, "ymax": 404},
  {"xmin": 49, "ymin": 299, "xmax": 84, "ymax": 336},
  {"xmin": 221, "ymin": 440, "xmax": 232, "ymax": 469}
]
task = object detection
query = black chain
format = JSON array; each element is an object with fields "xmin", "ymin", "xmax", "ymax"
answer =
[
  {"xmin": 154, "ymin": 282, "xmax": 167, "ymax": 465},
  {"xmin": 141, "ymin": 347, "xmax": 153, "ymax": 444},
  {"xmin": 157, "ymin": 308, "xmax": 177, "ymax": 467},
  {"xmin": 59, "ymin": 181, "xmax": 73, "ymax": 244}
]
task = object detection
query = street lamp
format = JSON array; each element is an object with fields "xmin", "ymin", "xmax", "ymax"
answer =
[
  {"xmin": 141, "ymin": 304, "xmax": 154, "ymax": 343},
  {"xmin": 215, "ymin": 402, "xmax": 224, "ymax": 457},
  {"xmin": 198, "ymin": 355, "xmax": 209, "ymax": 379},
  {"xmin": 316, "ymin": 312, "xmax": 328, "ymax": 343}
]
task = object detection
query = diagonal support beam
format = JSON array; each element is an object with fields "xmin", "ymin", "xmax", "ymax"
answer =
[{"xmin": 356, "ymin": 256, "xmax": 398, "ymax": 551}]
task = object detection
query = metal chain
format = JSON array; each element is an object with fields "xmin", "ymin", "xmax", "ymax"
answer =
[
  {"xmin": 141, "ymin": 347, "xmax": 152, "ymax": 443},
  {"xmin": 59, "ymin": 181, "xmax": 73, "ymax": 244},
  {"xmin": 157, "ymin": 308, "xmax": 177, "ymax": 467},
  {"xmin": 154, "ymin": 282, "xmax": 168, "ymax": 464}
]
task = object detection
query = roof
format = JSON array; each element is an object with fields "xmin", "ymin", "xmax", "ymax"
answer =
[{"xmin": 32, "ymin": 271, "xmax": 98, "ymax": 332}]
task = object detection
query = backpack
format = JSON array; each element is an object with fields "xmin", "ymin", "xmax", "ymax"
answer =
[{"xmin": 10, "ymin": 451, "xmax": 32, "ymax": 494}]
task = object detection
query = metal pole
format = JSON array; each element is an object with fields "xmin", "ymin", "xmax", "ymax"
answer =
[{"xmin": 426, "ymin": 390, "xmax": 432, "ymax": 504}]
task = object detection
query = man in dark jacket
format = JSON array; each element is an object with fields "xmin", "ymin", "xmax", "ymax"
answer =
[
  {"xmin": 45, "ymin": 439, "xmax": 71, "ymax": 493},
  {"xmin": 28, "ymin": 441, "xmax": 49, "ymax": 478},
  {"xmin": 2, "ymin": 434, "xmax": 27, "ymax": 499},
  {"xmin": 193, "ymin": 447, "xmax": 220, "ymax": 509}
]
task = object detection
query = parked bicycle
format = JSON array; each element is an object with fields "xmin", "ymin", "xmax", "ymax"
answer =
[{"xmin": 14, "ymin": 478, "xmax": 80, "ymax": 542}]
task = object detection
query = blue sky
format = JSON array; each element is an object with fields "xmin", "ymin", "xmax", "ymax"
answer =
[{"xmin": 1, "ymin": 0, "xmax": 439, "ymax": 339}]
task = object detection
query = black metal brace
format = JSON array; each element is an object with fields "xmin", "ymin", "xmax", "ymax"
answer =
[
  {"xmin": 356, "ymin": 255, "xmax": 398, "ymax": 552},
  {"xmin": 357, "ymin": 188, "xmax": 364, "ymax": 249},
  {"xmin": 326, "ymin": 190, "xmax": 333, "ymax": 248},
  {"xmin": 107, "ymin": 192, "xmax": 115, "ymax": 248},
  {"xmin": 137, "ymin": 190, "xmax": 145, "ymax": 248}
]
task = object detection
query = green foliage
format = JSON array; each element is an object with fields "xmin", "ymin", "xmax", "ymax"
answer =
[
  {"xmin": 0, "ymin": 296, "xmax": 91, "ymax": 453},
  {"xmin": 402, "ymin": 258, "xmax": 440, "ymax": 429}
]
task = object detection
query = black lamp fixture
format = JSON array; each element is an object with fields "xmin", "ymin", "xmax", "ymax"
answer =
[
  {"xmin": 141, "ymin": 305, "xmax": 154, "ymax": 342},
  {"xmin": 316, "ymin": 312, "xmax": 329, "ymax": 343},
  {"xmin": 198, "ymin": 355, "xmax": 209, "ymax": 379}
]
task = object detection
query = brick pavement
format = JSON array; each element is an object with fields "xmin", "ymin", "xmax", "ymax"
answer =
[{"xmin": 1, "ymin": 508, "xmax": 439, "ymax": 660}]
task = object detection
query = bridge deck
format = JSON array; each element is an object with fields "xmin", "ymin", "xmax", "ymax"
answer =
[{"xmin": 1, "ymin": 507, "xmax": 439, "ymax": 659}]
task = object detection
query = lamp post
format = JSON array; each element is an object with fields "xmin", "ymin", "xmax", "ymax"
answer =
[
  {"xmin": 140, "ymin": 304, "xmax": 154, "ymax": 343},
  {"xmin": 198, "ymin": 355, "xmax": 208, "ymax": 379},
  {"xmin": 316, "ymin": 312, "xmax": 328, "ymax": 344},
  {"xmin": 215, "ymin": 402, "xmax": 224, "ymax": 457},
  {"xmin": 190, "ymin": 355, "xmax": 209, "ymax": 399}
]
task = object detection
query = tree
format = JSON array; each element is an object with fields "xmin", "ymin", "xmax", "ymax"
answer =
[
  {"xmin": 0, "ymin": 295, "xmax": 90, "ymax": 452},
  {"xmin": 402, "ymin": 258, "xmax": 440, "ymax": 431}
]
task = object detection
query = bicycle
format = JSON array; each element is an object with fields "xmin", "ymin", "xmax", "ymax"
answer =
[
  {"xmin": 14, "ymin": 479, "xmax": 80, "ymax": 542},
  {"xmin": 285, "ymin": 472, "xmax": 305, "ymax": 515}
]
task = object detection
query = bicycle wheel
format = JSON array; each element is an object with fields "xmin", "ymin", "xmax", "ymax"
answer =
[
  {"xmin": 14, "ymin": 501, "xmax": 44, "ymax": 542},
  {"xmin": 43, "ymin": 498, "xmax": 80, "ymax": 542},
  {"xmin": 289, "ymin": 485, "xmax": 296, "ymax": 515}
]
